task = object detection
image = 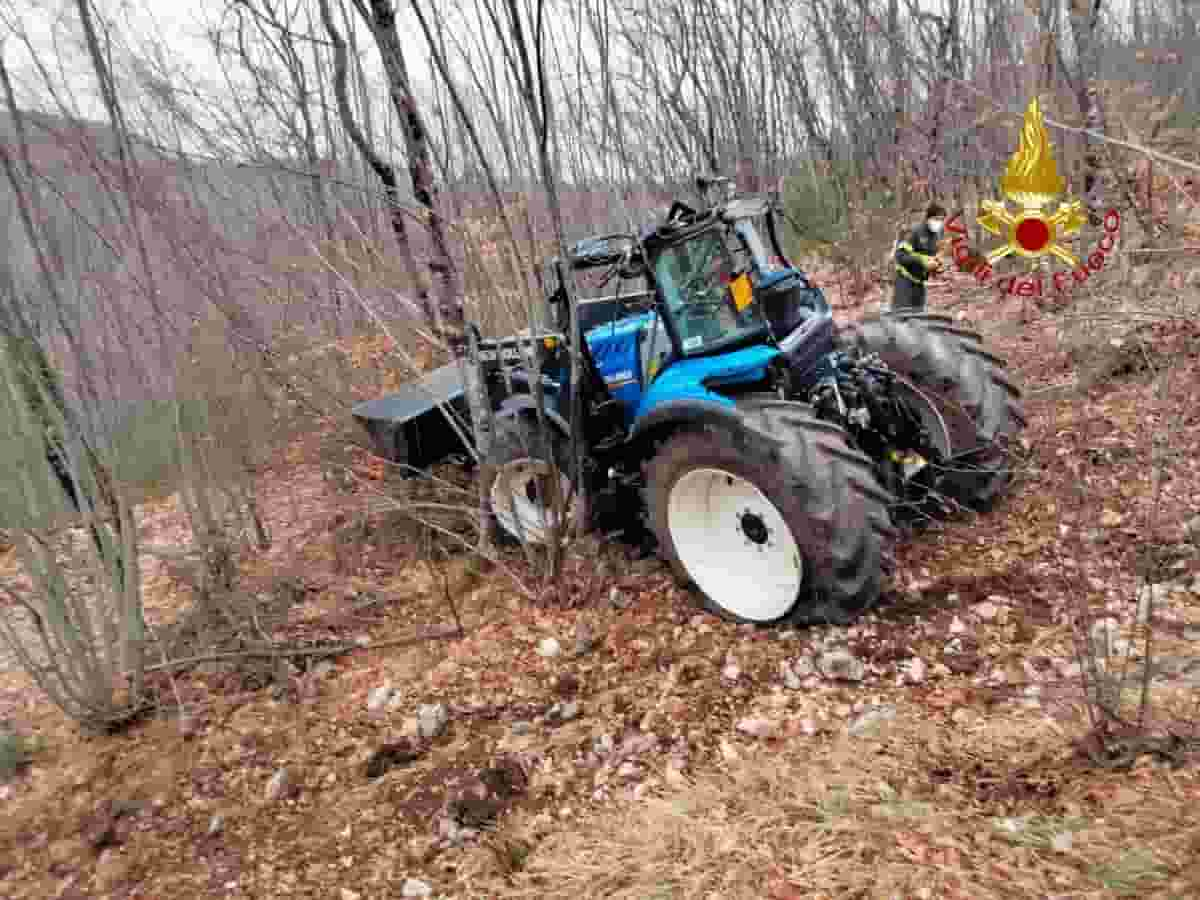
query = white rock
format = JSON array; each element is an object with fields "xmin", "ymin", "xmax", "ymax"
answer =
[
  {"xmin": 721, "ymin": 663, "xmax": 742, "ymax": 682},
  {"xmin": 536, "ymin": 637, "xmax": 562, "ymax": 658},
  {"xmin": 548, "ymin": 701, "xmax": 580, "ymax": 723},
  {"xmin": 417, "ymin": 703, "xmax": 449, "ymax": 739},
  {"xmin": 207, "ymin": 814, "xmax": 224, "ymax": 836},
  {"xmin": 401, "ymin": 877, "xmax": 433, "ymax": 898},
  {"xmin": 735, "ymin": 717, "xmax": 777, "ymax": 738},
  {"xmin": 948, "ymin": 616, "xmax": 968, "ymax": 635},
  {"xmin": 264, "ymin": 767, "xmax": 291, "ymax": 803},
  {"xmin": 367, "ymin": 683, "xmax": 394, "ymax": 713},
  {"xmin": 781, "ymin": 660, "xmax": 802, "ymax": 690},
  {"xmin": 1051, "ymin": 832, "xmax": 1074, "ymax": 853}
]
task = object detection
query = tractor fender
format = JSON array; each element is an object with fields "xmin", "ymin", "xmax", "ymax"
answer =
[
  {"xmin": 496, "ymin": 392, "xmax": 571, "ymax": 438},
  {"xmin": 628, "ymin": 397, "xmax": 749, "ymax": 453}
]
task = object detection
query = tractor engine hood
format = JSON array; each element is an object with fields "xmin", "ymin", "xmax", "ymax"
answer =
[{"xmin": 632, "ymin": 343, "xmax": 780, "ymax": 425}]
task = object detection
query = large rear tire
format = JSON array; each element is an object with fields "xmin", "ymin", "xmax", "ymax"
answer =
[
  {"xmin": 643, "ymin": 398, "xmax": 895, "ymax": 626},
  {"xmin": 841, "ymin": 312, "xmax": 1027, "ymax": 511}
]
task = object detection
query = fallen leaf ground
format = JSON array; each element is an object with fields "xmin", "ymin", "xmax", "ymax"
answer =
[{"xmin": 1, "ymin": 277, "xmax": 1199, "ymax": 900}]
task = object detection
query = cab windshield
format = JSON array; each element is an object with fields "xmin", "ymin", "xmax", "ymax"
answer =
[{"xmin": 653, "ymin": 226, "xmax": 767, "ymax": 356}]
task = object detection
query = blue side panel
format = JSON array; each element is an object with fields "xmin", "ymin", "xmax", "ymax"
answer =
[
  {"xmin": 585, "ymin": 312, "xmax": 653, "ymax": 422},
  {"xmin": 633, "ymin": 344, "xmax": 780, "ymax": 424}
]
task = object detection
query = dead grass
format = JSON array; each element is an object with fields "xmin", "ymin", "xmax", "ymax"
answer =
[{"xmin": 486, "ymin": 711, "xmax": 1200, "ymax": 900}]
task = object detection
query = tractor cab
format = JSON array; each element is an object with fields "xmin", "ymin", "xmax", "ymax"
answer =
[{"xmin": 543, "ymin": 187, "xmax": 835, "ymax": 431}]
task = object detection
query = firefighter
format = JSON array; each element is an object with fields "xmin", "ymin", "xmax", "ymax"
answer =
[{"xmin": 892, "ymin": 202, "xmax": 947, "ymax": 313}]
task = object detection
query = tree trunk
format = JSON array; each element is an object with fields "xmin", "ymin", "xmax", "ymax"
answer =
[
  {"xmin": 1069, "ymin": 0, "xmax": 1106, "ymax": 222},
  {"xmin": 350, "ymin": 0, "xmax": 494, "ymax": 542}
]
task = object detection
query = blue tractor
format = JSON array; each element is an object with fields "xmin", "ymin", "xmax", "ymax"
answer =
[{"xmin": 353, "ymin": 178, "xmax": 1026, "ymax": 626}]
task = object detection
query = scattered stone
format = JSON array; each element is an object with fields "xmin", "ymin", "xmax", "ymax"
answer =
[
  {"xmin": 264, "ymin": 767, "xmax": 291, "ymax": 804},
  {"xmin": 400, "ymin": 877, "xmax": 433, "ymax": 898},
  {"xmin": 948, "ymin": 617, "xmax": 968, "ymax": 635},
  {"xmin": 781, "ymin": 660, "xmax": 803, "ymax": 691},
  {"xmin": 511, "ymin": 720, "xmax": 534, "ymax": 736},
  {"xmin": 736, "ymin": 717, "xmax": 778, "ymax": 738},
  {"xmin": 417, "ymin": 703, "xmax": 449, "ymax": 739},
  {"xmin": 536, "ymin": 637, "xmax": 562, "ymax": 658},
  {"xmin": 721, "ymin": 662, "xmax": 741, "ymax": 682},
  {"xmin": 608, "ymin": 586, "xmax": 632, "ymax": 609},
  {"xmin": 546, "ymin": 701, "xmax": 580, "ymax": 725},
  {"xmin": 340, "ymin": 889, "xmax": 362, "ymax": 900},
  {"xmin": 816, "ymin": 648, "xmax": 866, "ymax": 683},
  {"xmin": 846, "ymin": 705, "xmax": 897, "ymax": 737},
  {"xmin": 366, "ymin": 684, "xmax": 394, "ymax": 714},
  {"xmin": 1183, "ymin": 628, "xmax": 1200, "ymax": 642}
]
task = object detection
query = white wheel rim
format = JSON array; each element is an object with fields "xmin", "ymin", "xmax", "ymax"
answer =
[
  {"xmin": 491, "ymin": 458, "xmax": 571, "ymax": 544},
  {"xmin": 667, "ymin": 467, "xmax": 802, "ymax": 621}
]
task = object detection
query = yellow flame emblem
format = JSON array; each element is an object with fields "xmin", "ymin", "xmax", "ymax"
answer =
[{"xmin": 978, "ymin": 97, "xmax": 1087, "ymax": 267}]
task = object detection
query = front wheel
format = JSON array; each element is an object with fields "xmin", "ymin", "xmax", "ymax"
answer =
[
  {"xmin": 483, "ymin": 415, "xmax": 574, "ymax": 545},
  {"xmin": 643, "ymin": 399, "xmax": 895, "ymax": 626}
]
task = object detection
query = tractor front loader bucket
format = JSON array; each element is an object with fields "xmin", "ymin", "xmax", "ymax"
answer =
[{"xmin": 351, "ymin": 361, "xmax": 473, "ymax": 472}]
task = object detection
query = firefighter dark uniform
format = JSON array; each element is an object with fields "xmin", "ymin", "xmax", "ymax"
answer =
[{"xmin": 892, "ymin": 204, "xmax": 946, "ymax": 313}]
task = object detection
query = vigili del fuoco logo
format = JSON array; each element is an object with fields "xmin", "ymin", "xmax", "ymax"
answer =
[{"xmin": 946, "ymin": 97, "xmax": 1121, "ymax": 298}]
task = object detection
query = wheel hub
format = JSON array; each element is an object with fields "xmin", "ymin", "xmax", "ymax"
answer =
[
  {"xmin": 491, "ymin": 458, "xmax": 571, "ymax": 545},
  {"xmin": 666, "ymin": 467, "xmax": 802, "ymax": 622},
  {"xmin": 738, "ymin": 510, "xmax": 770, "ymax": 546}
]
